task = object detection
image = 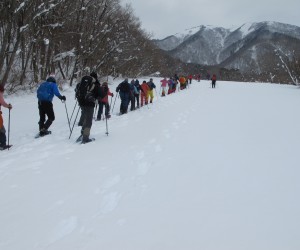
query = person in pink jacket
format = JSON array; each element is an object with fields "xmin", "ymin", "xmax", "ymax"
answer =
[
  {"xmin": 0, "ymin": 85, "xmax": 12, "ymax": 150},
  {"xmin": 160, "ymin": 77, "xmax": 168, "ymax": 96},
  {"xmin": 96, "ymin": 82, "xmax": 114, "ymax": 120}
]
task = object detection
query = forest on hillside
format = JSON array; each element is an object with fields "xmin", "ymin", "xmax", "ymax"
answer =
[{"xmin": 0, "ymin": 0, "xmax": 185, "ymax": 91}]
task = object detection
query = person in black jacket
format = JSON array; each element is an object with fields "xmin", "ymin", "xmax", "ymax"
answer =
[
  {"xmin": 76, "ymin": 72, "xmax": 101, "ymax": 143},
  {"xmin": 116, "ymin": 78, "xmax": 131, "ymax": 115}
]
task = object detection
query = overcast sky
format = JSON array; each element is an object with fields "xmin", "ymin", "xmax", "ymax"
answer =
[{"xmin": 120, "ymin": 0, "xmax": 300, "ymax": 39}]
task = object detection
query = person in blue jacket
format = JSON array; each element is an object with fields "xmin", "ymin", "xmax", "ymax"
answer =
[{"xmin": 36, "ymin": 76, "xmax": 66, "ymax": 136}]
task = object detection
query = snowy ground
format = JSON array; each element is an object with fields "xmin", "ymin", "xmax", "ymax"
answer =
[{"xmin": 1, "ymin": 78, "xmax": 300, "ymax": 250}]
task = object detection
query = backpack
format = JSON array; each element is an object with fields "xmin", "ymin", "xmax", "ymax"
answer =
[
  {"xmin": 37, "ymin": 82, "xmax": 52, "ymax": 101},
  {"xmin": 75, "ymin": 76, "xmax": 96, "ymax": 105},
  {"xmin": 119, "ymin": 81, "xmax": 130, "ymax": 92},
  {"xmin": 100, "ymin": 85, "xmax": 108, "ymax": 98},
  {"xmin": 134, "ymin": 82, "xmax": 141, "ymax": 92}
]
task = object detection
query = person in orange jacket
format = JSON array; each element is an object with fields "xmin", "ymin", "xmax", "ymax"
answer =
[
  {"xmin": 140, "ymin": 80, "xmax": 150, "ymax": 106},
  {"xmin": 0, "ymin": 85, "xmax": 12, "ymax": 150},
  {"xmin": 96, "ymin": 82, "xmax": 113, "ymax": 120},
  {"xmin": 179, "ymin": 76, "xmax": 186, "ymax": 90}
]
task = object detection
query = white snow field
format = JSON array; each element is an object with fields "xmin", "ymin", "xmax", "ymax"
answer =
[{"xmin": 1, "ymin": 78, "xmax": 300, "ymax": 250}]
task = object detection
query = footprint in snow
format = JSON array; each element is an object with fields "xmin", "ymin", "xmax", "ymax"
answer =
[
  {"xmin": 99, "ymin": 192, "xmax": 121, "ymax": 214},
  {"xmin": 135, "ymin": 151, "xmax": 145, "ymax": 161},
  {"xmin": 47, "ymin": 216, "xmax": 78, "ymax": 245},
  {"xmin": 137, "ymin": 162, "xmax": 150, "ymax": 176}
]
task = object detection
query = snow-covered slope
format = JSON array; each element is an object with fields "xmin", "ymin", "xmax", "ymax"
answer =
[{"xmin": 1, "ymin": 78, "xmax": 300, "ymax": 250}]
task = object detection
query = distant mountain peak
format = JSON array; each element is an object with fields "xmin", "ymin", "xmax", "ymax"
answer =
[{"xmin": 152, "ymin": 21, "xmax": 300, "ymax": 82}]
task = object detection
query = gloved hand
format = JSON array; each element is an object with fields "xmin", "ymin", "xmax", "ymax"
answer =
[
  {"xmin": 61, "ymin": 96, "xmax": 66, "ymax": 101},
  {"xmin": 8, "ymin": 104, "xmax": 12, "ymax": 109},
  {"xmin": 111, "ymin": 93, "xmax": 114, "ymax": 97}
]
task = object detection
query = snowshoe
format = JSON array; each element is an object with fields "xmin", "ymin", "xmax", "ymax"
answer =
[
  {"xmin": 75, "ymin": 134, "xmax": 83, "ymax": 143},
  {"xmin": 35, "ymin": 130, "xmax": 51, "ymax": 138},
  {"xmin": 0, "ymin": 145, "xmax": 12, "ymax": 150},
  {"xmin": 81, "ymin": 138, "xmax": 95, "ymax": 144}
]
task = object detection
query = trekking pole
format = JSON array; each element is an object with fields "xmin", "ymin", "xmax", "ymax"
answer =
[
  {"xmin": 7, "ymin": 108, "xmax": 11, "ymax": 150},
  {"xmin": 69, "ymin": 101, "xmax": 78, "ymax": 122},
  {"xmin": 94, "ymin": 101, "xmax": 98, "ymax": 120},
  {"xmin": 111, "ymin": 92, "xmax": 119, "ymax": 113},
  {"xmin": 108, "ymin": 96, "xmax": 113, "ymax": 113},
  {"xmin": 63, "ymin": 101, "xmax": 71, "ymax": 133},
  {"xmin": 105, "ymin": 117, "xmax": 109, "ymax": 136},
  {"xmin": 69, "ymin": 106, "xmax": 80, "ymax": 139}
]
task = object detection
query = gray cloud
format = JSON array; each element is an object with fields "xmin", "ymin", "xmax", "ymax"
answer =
[{"xmin": 121, "ymin": 0, "xmax": 300, "ymax": 39}]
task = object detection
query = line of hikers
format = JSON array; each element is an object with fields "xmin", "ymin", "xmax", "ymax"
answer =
[{"xmin": 0, "ymin": 72, "xmax": 217, "ymax": 148}]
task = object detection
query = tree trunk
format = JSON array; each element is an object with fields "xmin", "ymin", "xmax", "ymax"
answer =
[
  {"xmin": 1, "ymin": 30, "xmax": 21, "ymax": 86},
  {"xmin": 19, "ymin": 43, "xmax": 33, "ymax": 85},
  {"xmin": 70, "ymin": 58, "xmax": 78, "ymax": 87},
  {"xmin": 0, "ymin": 22, "xmax": 13, "ymax": 73}
]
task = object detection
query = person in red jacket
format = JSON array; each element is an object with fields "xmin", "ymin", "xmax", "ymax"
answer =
[
  {"xmin": 96, "ymin": 82, "xmax": 113, "ymax": 120},
  {"xmin": 188, "ymin": 74, "xmax": 193, "ymax": 84},
  {"xmin": 211, "ymin": 74, "xmax": 217, "ymax": 88},
  {"xmin": 0, "ymin": 85, "xmax": 12, "ymax": 150},
  {"xmin": 140, "ymin": 80, "xmax": 150, "ymax": 106}
]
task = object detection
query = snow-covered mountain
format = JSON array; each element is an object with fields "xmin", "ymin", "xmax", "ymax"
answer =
[{"xmin": 153, "ymin": 22, "xmax": 300, "ymax": 75}]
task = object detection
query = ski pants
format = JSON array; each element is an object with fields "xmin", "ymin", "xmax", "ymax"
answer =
[
  {"xmin": 148, "ymin": 90, "xmax": 154, "ymax": 103},
  {"xmin": 119, "ymin": 92, "xmax": 130, "ymax": 114},
  {"xmin": 140, "ymin": 92, "xmax": 148, "ymax": 106},
  {"xmin": 97, "ymin": 101, "xmax": 110, "ymax": 119},
  {"xmin": 134, "ymin": 93, "xmax": 140, "ymax": 108},
  {"xmin": 0, "ymin": 125, "xmax": 6, "ymax": 147},
  {"xmin": 130, "ymin": 94, "xmax": 135, "ymax": 111},
  {"xmin": 38, "ymin": 101, "xmax": 55, "ymax": 131},
  {"xmin": 161, "ymin": 86, "xmax": 166, "ymax": 96},
  {"xmin": 81, "ymin": 106, "xmax": 94, "ymax": 139},
  {"xmin": 212, "ymin": 80, "xmax": 216, "ymax": 88}
]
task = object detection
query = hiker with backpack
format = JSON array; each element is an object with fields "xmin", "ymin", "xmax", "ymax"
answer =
[
  {"xmin": 134, "ymin": 79, "xmax": 141, "ymax": 108},
  {"xmin": 96, "ymin": 82, "xmax": 113, "ymax": 121},
  {"xmin": 140, "ymin": 80, "xmax": 149, "ymax": 107},
  {"xmin": 160, "ymin": 77, "xmax": 168, "ymax": 96},
  {"xmin": 167, "ymin": 78, "xmax": 174, "ymax": 94},
  {"xmin": 0, "ymin": 85, "xmax": 12, "ymax": 150},
  {"xmin": 211, "ymin": 74, "xmax": 217, "ymax": 88},
  {"xmin": 129, "ymin": 79, "xmax": 138, "ymax": 111},
  {"xmin": 75, "ymin": 72, "xmax": 101, "ymax": 143},
  {"xmin": 36, "ymin": 76, "xmax": 66, "ymax": 136},
  {"xmin": 116, "ymin": 78, "xmax": 131, "ymax": 115},
  {"xmin": 188, "ymin": 74, "xmax": 193, "ymax": 84},
  {"xmin": 146, "ymin": 78, "xmax": 156, "ymax": 103},
  {"xmin": 179, "ymin": 76, "xmax": 186, "ymax": 90}
]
